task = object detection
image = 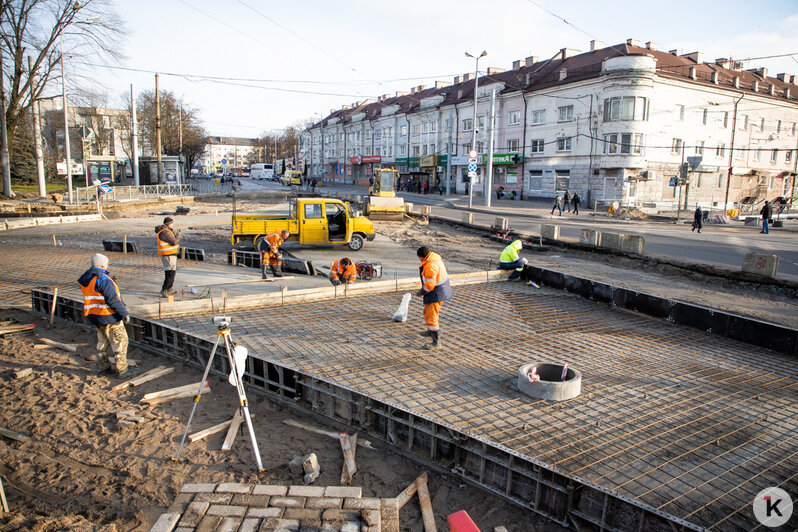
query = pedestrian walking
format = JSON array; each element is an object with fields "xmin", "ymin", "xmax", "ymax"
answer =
[
  {"xmin": 496, "ymin": 186, "xmax": 505, "ymax": 200},
  {"xmin": 692, "ymin": 205, "xmax": 703, "ymax": 233},
  {"xmin": 259, "ymin": 229, "xmax": 290, "ymax": 278},
  {"xmin": 416, "ymin": 246, "xmax": 452, "ymax": 350},
  {"xmin": 563, "ymin": 191, "xmax": 571, "ymax": 212},
  {"xmin": 760, "ymin": 200, "xmax": 772, "ymax": 234},
  {"xmin": 551, "ymin": 193, "xmax": 562, "ymax": 215},
  {"xmin": 78, "ymin": 254, "xmax": 137, "ymax": 377},
  {"xmin": 572, "ymin": 193, "xmax": 581, "ymax": 215},
  {"xmin": 155, "ymin": 217, "xmax": 180, "ymax": 297},
  {"xmin": 498, "ymin": 239, "xmax": 528, "ymax": 280}
]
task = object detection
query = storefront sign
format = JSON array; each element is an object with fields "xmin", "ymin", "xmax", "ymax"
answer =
[
  {"xmin": 420, "ymin": 155, "xmax": 439, "ymax": 167},
  {"xmin": 506, "ymin": 172, "xmax": 518, "ymax": 185},
  {"xmin": 450, "ymin": 155, "xmax": 470, "ymax": 165},
  {"xmin": 361, "ymin": 155, "xmax": 381, "ymax": 163},
  {"xmin": 349, "ymin": 156, "xmax": 362, "ymax": 164},
  {"xmin": 481, "ymin": 153, "xmax": 523, "ymax": 165}
]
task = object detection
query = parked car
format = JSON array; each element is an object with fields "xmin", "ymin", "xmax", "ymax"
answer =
[{"xmin": 192, "ymin": 174, "xmax": 212, "ymax": 180}]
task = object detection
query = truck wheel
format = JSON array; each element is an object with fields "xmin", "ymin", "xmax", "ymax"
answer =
[
  {"xmin": 348, "ymin": 233, "xmax": 365, "ymax": 251},
  {"xmin": 253, "ymin": 235, "xmax": 265, "ymax": 248}
]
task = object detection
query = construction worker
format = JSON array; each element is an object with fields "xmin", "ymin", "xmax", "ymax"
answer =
[
  {"xmin": 77, "ymin": 254, "xmax": 137, "ymax": 377},
  {"xmin": 259, "ymin": 229, "xmax": 290, "ymax": 278},
  {"xmin": 499, "ymin": 239, "xmax": 528, "ymax": 280},
  {"xmin": 155, "ymin": 217, "xmax": 181, "ymax": 297},
  {"xmin": 330, "ymin": 257, "xmax": 357, "ymax": 286},
  {"xmin": 416, "ymin": 246, "xmax": 452, "ymax": 350}
]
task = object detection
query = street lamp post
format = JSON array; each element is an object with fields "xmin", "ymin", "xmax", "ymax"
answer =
[
  {"xmin": 60, "ymin": 33, "xmax": 74, "ymax": 204},
  {"xmin": 465, "ymin": 50, "xmax": 486, "ymax": 209}
]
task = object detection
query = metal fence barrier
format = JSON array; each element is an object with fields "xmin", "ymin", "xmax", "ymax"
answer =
[{"xmin": 72, "ymin": 182, "xmax": 233, "ymax": 204}]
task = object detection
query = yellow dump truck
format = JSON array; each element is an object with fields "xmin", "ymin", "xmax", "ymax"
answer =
[{"xmin": 232, "ymin": 198, "xmax": 375, "ymax": 251}]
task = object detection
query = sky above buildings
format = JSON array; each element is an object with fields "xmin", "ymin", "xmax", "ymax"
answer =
[{"xmin": 83, "ymin": 0, "xmax": 798, "ymax": 138}]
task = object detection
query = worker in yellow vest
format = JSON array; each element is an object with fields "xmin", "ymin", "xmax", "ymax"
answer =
[
  {"xmin": 498, "ymin": 239, "xmax": 528, "ymax": 280},
  {"xmin": 155, "ymin": 217, "xmax": 181, "ymax": 297}
]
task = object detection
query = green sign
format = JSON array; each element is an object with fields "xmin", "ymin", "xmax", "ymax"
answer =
[{"xmin": 481, "ymin": 153, "xmax": 523, "ymax": 165}]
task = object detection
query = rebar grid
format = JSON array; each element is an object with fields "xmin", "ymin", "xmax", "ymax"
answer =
[{"xmin": 163, "ymin": 283, "xmax": 798, "ymax": 530}]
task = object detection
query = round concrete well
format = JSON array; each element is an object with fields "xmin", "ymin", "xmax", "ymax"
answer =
[{"xmin": 518, "ymin": 363, "xmax": 581, "ymax": 401}]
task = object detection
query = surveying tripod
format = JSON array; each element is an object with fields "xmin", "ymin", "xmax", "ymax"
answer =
[{"xmin": 174, "ymin": 317, "xmax": 264, "ymax": 471}]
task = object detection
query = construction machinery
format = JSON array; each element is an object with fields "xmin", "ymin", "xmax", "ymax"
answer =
[{"xmin": 364, "ymin": 168, "xmax": 405, "ymax": 221}]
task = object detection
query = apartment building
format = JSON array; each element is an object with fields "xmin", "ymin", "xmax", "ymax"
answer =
[
  {"xmin": 200, "ymin": 136, "xmax": 264, "ymax": 174},
  {"xmin": 301, "ymin": 39, "xmax": 798, "ymax": 209}
]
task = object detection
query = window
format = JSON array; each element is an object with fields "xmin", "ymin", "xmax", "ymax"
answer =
[
  {"xmin": 695, "ymin": 141, "xmax": 705, "ymax": 155},
  {"xmin": 412, "ymin": 125, "xmax": 420, "ymax": 135},
  {"xmin": 365, "ymin": 130, "xmax": 371, "ymax": 140},
  {"xmin": 702, "ymin": 109, "xmax": 708, "ymax": 125},
  {"xmin": 775, "ymin": 120, "xmax": 781, "ymax": 134},
  {"xmin": 531, "ymin": 109, "xmax": 545, "ymax": 125},
  {"xmin": 672, "ymin": 138, "xmax": 683, "ymax": 155},
  {"xmin": 735, "ymin": 145, "xmax": 746, "ymax": 160},
  {"xmin": 555, "ymin": 170, "xmax": 570, "ymax": 191},
  {"xmin": 462, "ymin": 119, "xmax": 472, "ymax": 131},
  {"xmin": 430, "ymin": 122, "xmax": 437, "ymax": 133},
  {"xmin": 718, "ymin": 173, "xmax": 724, "ymax": 188},
  {"xmin": 787, "ymin": 150, "xmax": 793, "ymax": 163},
  {"xmin": 793, "ymin": 123, "xmax": 797, "ymax": 136},
  {"xmin": 723, "ymin": 112, "xmax": 729, "ymax": 128},
  {"xmin": 477, "ymin": 115, "xmax": 485, "ymax": 130},
  {"xmin": 401, "ymin": 125, "xmax": 407, "ymax": 136},
  {"xmin": 508, "ymin": 111, "xmax": 521, "ymax": 125},
  {"xmin": 742, "ymin": 115, "xmax": 749, "ymax": 129},
  {"xmin": 365, "ymin": 147, "xmax": 371, "ymax": 155},
  {"xmin": 771, "ymin": 149, "xmax": 778, "ymax": 163},
  {"xmin": 605, "ymin": 133, "xmax": 643, "ymax": 155},
  {"xmin": 558, "ymin": 106, "xmax": 574, "ymax": 122},
  {"xmin": 444, "ymin": 119, "xmax": 451, "ymax": 131},
  {"xmin": 557, "ymin": 137, "xmax": 572, "ymax": 151},
  {"xmin": 530, "ymin": 139, "xmax": 544, "ymax": 153},
  {"xmin": 422, "ymin": 145, "xmax": 428, "ymax": 156},
  {"xmin": 339, "ymin": 133, "xmax": 344, "ymax": 141},
  {"xmin": 386, "ymin": 127, "xmax": 392, "ymax": 138},
  {"xmin": 303, "ymin": 203, "xmax": 323, "ymax": 219},
  {"xmin": 399, "ymin": 145, "xmax": 407, "ymax": 156},
  {"xmin": 716, "ymin": 143, "xmax": 725, "ymax": 157},
  {"xmin": 676, "ymin": 105, "xmax": 685, "ymax": 121},
  {"xmin": 476, "ymin": 142, "xmax": 484, "ymax": 153},
  {"xmin": 528, "ymin": 170, "xmax": 543, "ymax": 191},
  {"xmin": 753, "ymin": 148, "xmax": 761, "ymax": 161},
  {"xmin": 375, "ymin": 129, "xmax": 382, "ymax": 140},
  {"xmin": 421, "ymin": 122, "xmax": 428, "ymax": 134},
  {"xmin": 507, "ymin": 139, "xmax": 519, "ymax": 152},
  {"xmin": 412, "ymin": 145, "xmax": 420, "ymax": 156},
  {"xmin": 760, "ymin": 117, "xmax": 766, "ymax": 131},
  {"xmin": 604, "ymin": 97, "xmax": 647, "ymax": 121}
]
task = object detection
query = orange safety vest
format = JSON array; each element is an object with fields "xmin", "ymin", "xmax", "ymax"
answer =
[
  {"xmin": 156, "ymin": 227, "xmax": 179, "ymax": 256},
  {"xmin": 80, "ymin": 274, "xmax": 122, "ymax": 317},
  {"xmin": 261, "ymin": 231, "xmax": 285, "ymax": 261},
  {"xmin": 331, "ymin": 258, "xmax": 357, "ymax": 284}
]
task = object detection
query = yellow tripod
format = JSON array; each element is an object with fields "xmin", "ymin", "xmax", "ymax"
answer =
[{"xmin": 174, "ymin": 317, "xmax": 264, "ymax": 471}]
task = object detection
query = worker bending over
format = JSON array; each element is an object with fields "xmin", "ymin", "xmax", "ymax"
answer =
[
  {"xmin": 259, "ymin": 229, "xmax": 290, "ymax": 278},
  {"xmin": 77, "ymin": 254, "xmax": 137, "ymax": 378},
  {"xmin": 498, "ymin": 239, "xmax": 528, "ymax": 281},
  {"xmin": 155, "ymin": 217, "xmax": 181, "ymax": 297},
  {"xmin": 330, "ymin": 257, "xmax": 357, "ymax": 286},
  {"xmin": 416, "ymin": 246, "xmax": 452, "ymax": 350}
]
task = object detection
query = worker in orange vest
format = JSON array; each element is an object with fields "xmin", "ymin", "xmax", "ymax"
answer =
[
  {"xmin": 416, "ymin": 246, "xmax": 452, "ymax": 350},
  {"xmin": 77, "ymin": 254, "xmax": 138, "ymax": 377},
  {"xmin": 258, "ymin": 229, "xmax": 290, "ymax": 278},
  {"xmin": 330, "ymin": 257, "xmax": 357, "ymax": 286},
  {"xmin": 155, "ymin": 217, "xmax": 181, "ymax": 297}
]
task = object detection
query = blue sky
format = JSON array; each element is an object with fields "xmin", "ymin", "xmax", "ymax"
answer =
[{"xmin": 88, "ymin": 0, "xmax": 798, "ymax": 137}]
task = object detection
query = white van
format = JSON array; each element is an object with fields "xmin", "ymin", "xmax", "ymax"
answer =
[{"xmin": 250, "ymin": 163, "xmax": 275, "ymax": 181}]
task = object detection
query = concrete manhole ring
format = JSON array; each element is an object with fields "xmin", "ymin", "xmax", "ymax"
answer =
[{"xmin": 518, "ymin": 363, "xmax": 581, "ymax": 401}]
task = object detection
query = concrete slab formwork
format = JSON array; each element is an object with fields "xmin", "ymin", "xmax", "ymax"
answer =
[{"xmin": 31, "ymin": 283, "xmax": 798, "ymax": 532}]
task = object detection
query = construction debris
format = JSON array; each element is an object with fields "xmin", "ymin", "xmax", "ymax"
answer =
[
  {"xmin": 0, "ymin": 323, "xmax": 35, "ymax": 338},
  {"xmin": 140, "ymin": 381, "xmax": 208, "ymax": 402},
  {"xmin": 302, "ymin": 452, "xmax": 321, "ymax": 484},
  {"xmin": 339, "ymin": 432, "xmax": 357, "ymax": 484},
  {"xmin": 13, "ymin": 368, "xmax": 32, "ymax": 379},
  {"xmin": 140, "ymin": 384, "xmax": 209, "ymax": 406},
  {"xmin": 288, "ymin": 455, "xmax": 305, "ymax": 476},
  {"xmin": 396, "ymin": 472, "xmax": 437, "ymax": 532},
  {"xmin": 36, "ymin": 338, "xmax": 77, "ymax": 352},
  {"xmin": 112, "ymin": 366, "xmax": 174, "ymax": 392},
  {"xmin": 188, "ymin": 419, "xmax": 234, "ymax": 443},
  {"xmin": 0, "ymin": 427, "xmax": 30, "ymax": 442},
  {"xmin": 282, "ymin": 418, "xmax": 374, "ymax": 449},
  {"xmin": 221, "ymin": 409, "xmax": 243, "ymax": 451}
]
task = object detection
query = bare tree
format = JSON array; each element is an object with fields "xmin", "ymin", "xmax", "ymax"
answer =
[{"xmin": 1, "ymin": 0, "xmax": 126, "ymax": 190}]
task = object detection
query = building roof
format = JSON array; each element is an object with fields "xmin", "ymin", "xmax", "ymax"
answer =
[{"xmin": 206, "ymin": 136, "xmax": 260, "ymax": 146}]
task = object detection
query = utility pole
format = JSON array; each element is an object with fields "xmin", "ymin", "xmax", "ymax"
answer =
[
  {"xmin": 60, "ymin": 34, "xmax": 73, "ymax": 203},
  {"xmin": 724, "ymin": 93, "xmax": 744, "ymax": 214},
  {"xmin": 28, "ymin": 57, "xmax": 47, "ymax": 198},
  {"xmin": 0, "ymin": 52, "xmax": 11, "ymax": 199},
  {"xmin": 179, "ymin": 104, "xmax": 183, "ymax": 184},
  {"xmin": 446, "ymin": 109, "xmax": 452, "ymax": 195},
  {"xmin": 485, "ymin": 87, "xmax": 496, "ymax": 207},
  {"xmin": 155, "ymin": 73, "xmax": 163, "ymax": 183},
  {"xmin": 131, "ymin": 83, "xmax": 140, "ymax": 186},
  {"xmin": 465, "ymin": 50, "xmax": 486, "ymax": 208}
]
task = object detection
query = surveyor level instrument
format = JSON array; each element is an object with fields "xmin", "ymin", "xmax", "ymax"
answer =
[{"xmin": 173, "ymin": 317, "xmax": 264, "ymax": 471}]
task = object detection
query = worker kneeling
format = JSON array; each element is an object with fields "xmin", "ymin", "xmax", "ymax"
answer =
[
  {"xmin": 498, "ymin": 239, "xmax": 528, "ymax": 281},
  {"xmin": 330, "ymin": 257, "xmax": 357, "ymax": 286},
  {"xmin": 417, "ymin": 246, "xmax": 452, "ymax": 350},
  {"xmin": 259, "ymin": 230, "xmax": 290, "ymax": 278}
]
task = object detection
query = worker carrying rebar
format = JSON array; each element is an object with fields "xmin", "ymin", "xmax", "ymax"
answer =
[
  {"xmin": 259, "ymin": 229, "xmax": 290, "ymax": 278},
  {"xmin": 498, "ymin": 239, "xmax": 528, "ymax": 281},
  {"xmin": 155, "ymin": 217, "xmax": 181, "ymax": 297},
  {"xmin": 416, "ymin": 246, "xmax": 452, "ymax": 350},
  {"xmin": 330, "ymin": 257, "xmax": 357, "ymax": 286},
  {"xmin": 77, "ymin": 254, "xmax": 137, "ymax": 378}
]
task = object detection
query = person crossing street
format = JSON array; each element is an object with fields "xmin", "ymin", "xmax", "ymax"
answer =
[
  {"xmin": 155, "ymin": 217, "xmax": 181, "ymax": 297},
  {"xmin": 330, "ymin": 257, "xmax": 357, "ymax": 286},
  {"xmin": 259, "ymin": 229, "xmax": 290, "ymax": 278},
  {"xmin": 416, "ymin": 246, "xmax": 452, "ymax": 350},
  {"xmin": 77, "ymin": 254, "xmax": 137, "ymax": 377}
]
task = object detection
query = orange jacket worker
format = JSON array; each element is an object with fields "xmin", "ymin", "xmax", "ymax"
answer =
[
  {"xmin": 416, "ymin": 246, "xmax": 452, "ymax": 350},
  {"xmin": 330, "ymin": 257, "xmax": 357, "ymax": 286},
  {"xmin": 155, "ymin": 217, "xmax": 181, "ymax": 297},
  {"xmin": 258, "ymin": 229, "xmax": 290, "ymax": 278}
]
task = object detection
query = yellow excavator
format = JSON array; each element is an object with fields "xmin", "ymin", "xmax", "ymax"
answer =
[{"xmin": 364, "ymin": 168, "xmax": 405, "ymax": 221}]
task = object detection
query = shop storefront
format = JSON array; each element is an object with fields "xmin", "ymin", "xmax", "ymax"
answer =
[
  {"xmin": 349, "ymin": 155, "xmax": 382, "ymax": 185},
  {"xmin": 483, "ymin": 153, "xmax": 524, "ymax": 198}
]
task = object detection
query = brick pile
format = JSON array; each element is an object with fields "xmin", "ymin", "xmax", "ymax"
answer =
[{"xmin": 149, "ymin": 482, "xmax": 401, "ymax": 532}]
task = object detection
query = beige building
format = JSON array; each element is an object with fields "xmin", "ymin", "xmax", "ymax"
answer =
[{"xmin": 200, "ymin": 136, "xmax": 264, "ymax": 174}]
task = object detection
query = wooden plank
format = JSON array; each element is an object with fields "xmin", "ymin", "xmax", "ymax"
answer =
[
  {"xmin": 34, "ymin": 342, "xmax": 88, "ymax": 350},
  {"xmin": 13, "ymin": 368, "xmax": 32, "ymax": 379},
  {"xmin": 189, "ymin": 419, "xmax": 234, "ymax": 443},
  {"xmin": 395, "ymin": 475, "xmax": 420, "ymax": 510},
  {"xmin": 111, "ymin": 366, "xmax": 171, "ymax": 391},
  {"xmin": 0, "ymin": 427, "xmax": 30, "ymax": 442},
  {"xmin": 221, "ymin": 409, "xmax": 243, "ymax": 451},
  {"xmin": 116, "ymin": 409, "xmax": 136, "ymax": 419},
  {"xmin": 0, "ymin": 324, "xmax": 36, "ymax": 337},
  {"xmin": 416, "ymin": 472, "xmax": 437, "ymax": 532},
  {"xmin": 37, "ymin": 338, "xmax": 77, "ymax": 352},
  {"xmin": 142, "ymin": 387, "xmax": 209, "ymax": 406},
  {"xmin": 141, "ymin": 381, "xmax": 208, "ymax": 401},
  {"xmin": 339, "ymin": 433, "xmax": 357, "ymax": 484},
  {"xmin": 128, "ymin": 366, "xmax": 175, "ymax": 386},
  {"xmin": 0, "ymin": 475, "xmax": 8, "ymax": 513},
  {"xmin": 340, "ymin": 433, "xmax": 358, "ymax": 485},
  {"xmin": 48, "ymin": 287, "xmax": 58, "ymax": 328},
  {"xmin": 282, "ymin": 418, "xmax": 374, "ymax": 449}
]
